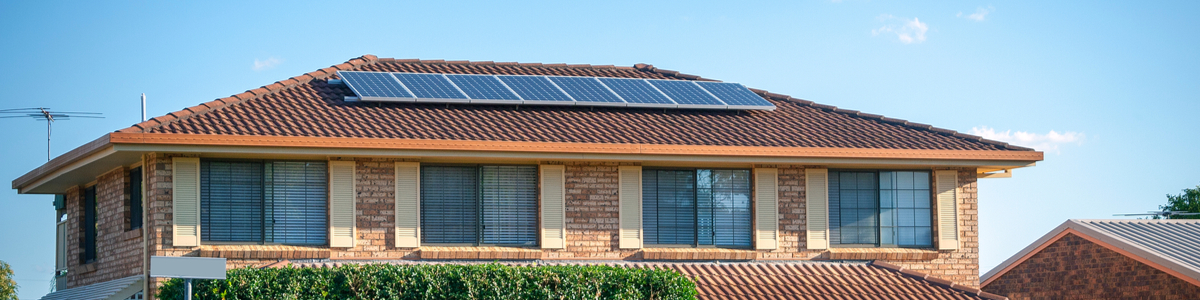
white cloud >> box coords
[957,6,995,22]
[253,57,283,71]
[969,126,1084,153]
[872,15,928,44]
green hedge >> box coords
[156,263,696,300]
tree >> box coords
[0,260,16,300]
[1159,184,1200,219]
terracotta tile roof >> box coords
[275,260,1006,299]
[117,55,1031,151]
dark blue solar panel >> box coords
[338,71,413,99]
[647,80,725,106]
[445,74,521,100]
[695,82,773,107]
[391,73,468,99]
[496,76,573,102]
[595,78,674,105]
[548,77,623,103]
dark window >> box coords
[82,186,97,263]
[830,171,933,247]
[643,169,752,248]
[420,165,538,246]
[127,167,143,230]
[200,160,327,245]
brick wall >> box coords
[130,153,984,296]
[64,167,144,288]
[983,233,1200,299]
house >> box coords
[981,219,1200,299]
[15,55,1042,299]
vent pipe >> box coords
[141,93,146,122]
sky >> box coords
[1,1,1198,298]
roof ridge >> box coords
[870,261,1008,300]
[378,57,636,70]
[117,54,382,134]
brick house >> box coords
[16,55,1040,299]
[982,219,1200,299]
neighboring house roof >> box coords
[38,275,142,300]
[276,260,1007,299]
[13,55,1043,193]
[981,219,1200,288]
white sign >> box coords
[150,256,227,280]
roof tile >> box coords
[112,56,1035,152]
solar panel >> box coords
[548,77,624,105]
[647,80,726,108]
[445,74,522,103]
[695,82,773,108]
[338,71,413,100]
[391,73,468,101]
[496,76,573,104]
[336,71,775,111]
[596,78,675,106]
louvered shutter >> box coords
[172,157,201,247]
[754,168,779,250]
[540,165,566,249]
[936,170,960,250]
[805,168,829,249]
[618,166,642,249]
[328,161,356,248]
[395,162,420,248]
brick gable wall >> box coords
[983,233,1200,299]
[64,167,144,288]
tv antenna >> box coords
[1113,210,1200,218]
[0,108,104,161]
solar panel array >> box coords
[337,71,775,110]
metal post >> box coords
[185,278,192,300]
[142,93,147,122]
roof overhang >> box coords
[981,219,1200,288]
[14,132,1042,194]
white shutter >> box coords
[55,221,66,269]
[395,162,421,248]
[936,170,960,250]
[805,168,829,250]
[329,161,357,248]
[755,168,779,250]
[618,166,642,249]
[172,157,200,247]
[540,165,566,249]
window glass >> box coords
[420,165,538,246]
[200,160,327,245]
[128,167,143,230]
[82,186,97,263]
[643,169,751,247]
[830,170,932,247]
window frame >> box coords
[199,159,329,246]
[641,167,754,249]
[419,163,541,247]
[828,169,936,249]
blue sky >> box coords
[2,1,1197,298]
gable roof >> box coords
[982,219,1200,288]
[279,260,1007,299]
[13,55,1043,193]
[115,55,1031,152]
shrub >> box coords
[157,263,696,300]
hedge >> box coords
[156,263,697,300]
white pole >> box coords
[141,93,147,122]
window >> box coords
[200,160,327,245]
[82,186,97,263]
[642,169,752,248]
[830,170,932,247]
[127,167,143,230]
[420,165,538,246]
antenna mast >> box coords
[0,108,104,161]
